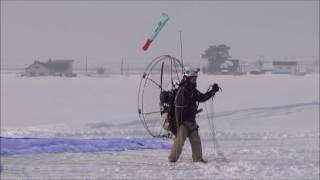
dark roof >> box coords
[26,60,73,72]
[272,61,297,66]
[25,61,48,70]
[47,60,73,72]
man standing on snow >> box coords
[168,67,220,163]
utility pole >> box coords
[121,58,124,76]
[179,31,184,68]
[85,56,88,75]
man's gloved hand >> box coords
[212,83,220,92]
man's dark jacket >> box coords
[175,84,216,125]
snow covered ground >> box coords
[1,73,319,179]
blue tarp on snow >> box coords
[0,137,171,156]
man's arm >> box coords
[194,89,215,102]
[195,83,220,102]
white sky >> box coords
[1,1,319,69]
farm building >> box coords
[204,59,243,75]
[272,61,298,74]
[25,59,75,77]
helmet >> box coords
[183,67,200,77]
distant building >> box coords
[204,59,241,74]
[272,61,298,74]
[250,62,274,74]
[25,59,75,77]
[220,59,240,73]
[261,63,273,73]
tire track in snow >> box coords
[2,102,318,138]
[199,101,319,121]
[85,101,319,129]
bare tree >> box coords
[97,67,106,75]
[201,44,231,74]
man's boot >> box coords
[200,159,208,163]
[194,159,208,164]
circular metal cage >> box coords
[138,55,184,137]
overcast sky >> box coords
[1,1,319,69]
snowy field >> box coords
[1,73,319,179]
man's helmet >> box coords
[183,67,200,77]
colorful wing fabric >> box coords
[142,13,170,51]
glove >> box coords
[211,83,220,92]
